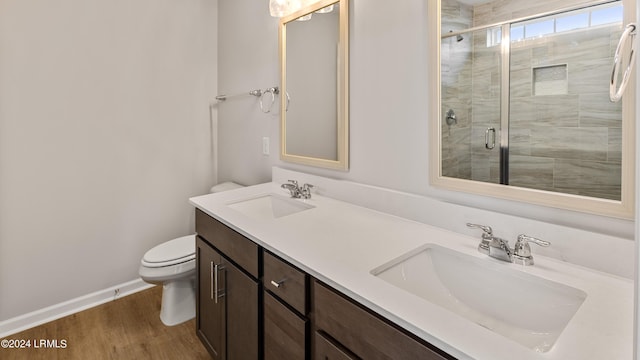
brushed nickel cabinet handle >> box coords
[214,263,221,303]
[210,261,214,300]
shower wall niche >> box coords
[441,0,623,201]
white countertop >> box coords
[189,182,633,360]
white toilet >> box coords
[139,234,197,326]
[139,182,243,326]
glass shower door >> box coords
[440,26,503,184]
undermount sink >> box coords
[371,244,587,353]
[227,194,315,220]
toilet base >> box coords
[159,277,195,326]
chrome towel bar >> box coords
[215,86,280,113]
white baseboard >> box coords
[0,279,155,338]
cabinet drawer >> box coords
[195,208,259,278]
[315,331,359,360]
[313,281,454,360]
[264,291,308,360]
[264,251,307,314]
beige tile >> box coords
[509,155,555,191]
[579,92,622,128]
[530,126,608,161]
[554,159,621,200]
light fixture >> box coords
[296,13,313,21]
[315,4,334,14]
[269,0,315,18]
[269,0,289,17]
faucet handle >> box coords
[300,183,314,199]
[516,234,550,247]
[281,180,300,198]
[467,223,493,255]
[466,223,493,235]
[513,234,550,266]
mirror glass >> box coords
[431,0,635,218]
[280,0,349,170]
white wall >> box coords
[217,0,433,193]
[216,0,635,241]
[216,0,280,186]
[0,0,217,321]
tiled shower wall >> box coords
[507,26,622,200]
[441,0,623,200]
[441,1,473,180]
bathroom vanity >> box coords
[195,209,450,359]
[190,180,633,360]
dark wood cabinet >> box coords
[264,291,308,360]
[314,331,359,360]
[313,280,455,360]
[195,209,454,360]
[196,212,259,360]
[196,237,225,360]
[264,250,309,360]
[264,251,308,315]
[223,255,259,359]
[195,209,259,277]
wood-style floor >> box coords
[0,286,211,360]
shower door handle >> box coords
[610,23,637,102]
[485,127,496,150]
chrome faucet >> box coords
[466,223,550,265]
[281,180,301,198]
[281,180,314,199]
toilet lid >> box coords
[142,234,196,266]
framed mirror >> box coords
[429,0,636,219]
[279,0,349,170]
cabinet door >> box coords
[314,281,454,360]
[315,331,359,360]
[264,291,307,360]
[196,237,225,360]
[223,255,260,360]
